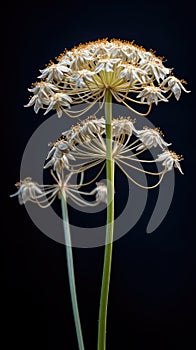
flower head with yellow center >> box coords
[25,39,190,118]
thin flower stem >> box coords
[61,190,85,350]
[98,89,114,350]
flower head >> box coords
[161,76,190,100]
[10,178,44,205]
[43,116,183,190]
[44,93,73,118]
[139,56,171,83]
[118,63,147,83]
[70,69,95,88]
[38,61,71,80]
[95,182,107,204]
[112,117,136,137]
[25,39,189,118]
[136,126,171,150]
[156,150,184,174]
[44,137,74,172]
[137,86,168,105]
[10,172,108,208]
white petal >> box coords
[172,83,181,100]
[157,152,169,161]
[175,160,184,174]
[59,65,70,73]
[18,193,26,205]
[10,189,21,198]
[105,65,113,72]
[24,95,37,107]
[46,147,55,160]
[67,153,76,160]
[21,188,30,203]
[163,158,173,170]
[44,101,55,115]
[62,94,72,103]
[44,158,54,169]
[137,90,146,98]
[28,87,37,93]
[34,100,41,114]
[38,71,48,79]
[152,66,160,83]
[30,187,43,198]
[57,108,63,118]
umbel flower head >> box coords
[10,171,108,208]
[25,39,190,118]
[44,115,183,189]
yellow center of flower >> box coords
[169,150,183,160]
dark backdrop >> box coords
[3,1,195,349]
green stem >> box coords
[61,190,85,350]
[97,89,114,350]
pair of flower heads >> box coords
[12,39,189,207]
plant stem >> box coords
[61,190,85,350]
[97,89,114,350]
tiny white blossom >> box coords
[107,44,139,62]
[95,58,121,73]
[136,127,171,150]
[57,55,72,66]
[138,50,155,62]
[112,117,137,136]
[139,57,171,83]
[38,63,71,80]
[95,182,107,204]
[156,150,184,174]
[44,93,73,118]
[93,43,111,56]
[108,46,125,59]
[161,76,190,100]
[70,69,94,88]
[62,116,105,144]
[28,81,59,99]
[137,86,168,105]
[24,94,44,114]
[44,139,75,171]
[10,178,44,204]
[119,63,147,83]
[122,46,140,64]
[70,52,95,70]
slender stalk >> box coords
[61,190,85,350]
[98,89,115,350]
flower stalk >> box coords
[98,89,115,350]
[11,37,189,350]
[61,189,85,350]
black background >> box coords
[3,1,195,349]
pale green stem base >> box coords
[61,190,85,350]
[97,90,114,350]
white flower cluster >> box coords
[10,173,107,207]
[11,115,184,205]
[44,116,183,177]
[156,150,184,174]
[44,116,105,172]
[25,39,190,117]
